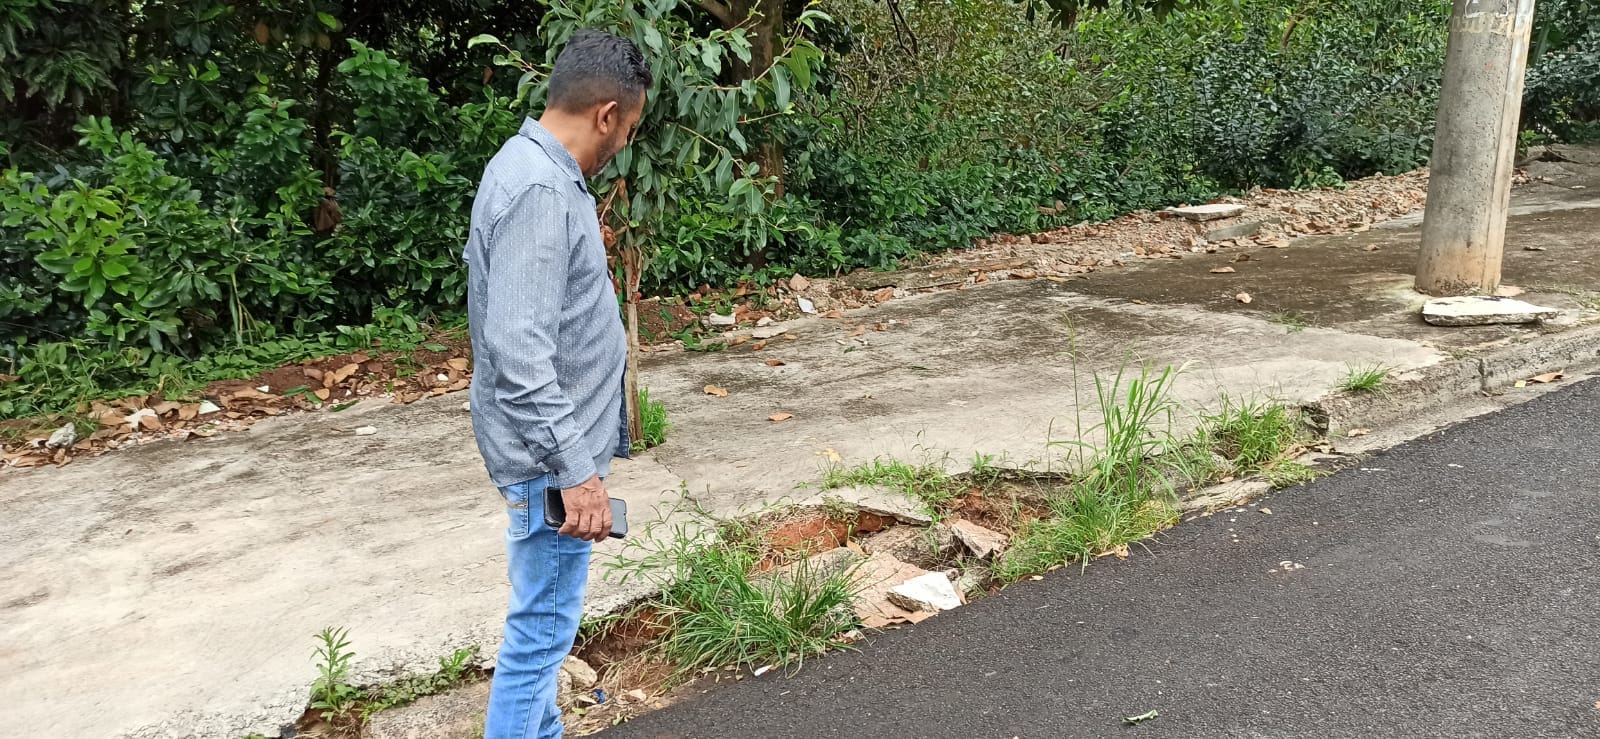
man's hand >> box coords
[559,476,612,542]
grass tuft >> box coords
[606,505,863,676]
[1267,310,1312,333]
[821,456,959,517]
[996,363,1185,581]
[1200,398,1304,475]
[634,387,669,451]
[1338,364,1389,394]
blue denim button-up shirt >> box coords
[463,118,629,490]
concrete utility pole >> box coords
[1415,0,1538,296]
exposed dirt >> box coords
[636,299,699,345]
[759,515,852,569]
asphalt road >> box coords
[604,380,1600,739]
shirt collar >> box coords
[518,118,587,191]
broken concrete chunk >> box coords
[45,424,78,450]
[1204,221,1263,242]
[124,408,157,429]
[888,572,964,612]
[706,312,736,327]
[852,551,935,624]
[1547,144,1600,166]
[819,485,933,525]
[1421,296,1559,327]
[561,655,597,690]
[751,326,789,340]
[954,568,988,598]
[864,524,957,569]
[1168,204,1246,221]
[197,400,222,415]
[1525,160,1574,180]
[354,426,378,436]
[948,519,1009,559]
[1182,479,1274,513]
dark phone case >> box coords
[543,487,628,539]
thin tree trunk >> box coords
[622,239,643,445]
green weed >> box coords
[634,388,670,451]
[1200,398,1305,475]
[310,627,361,723]
[1338,364,1390,394]
[607,512,861,675]
[361,646,482,718]
[995,363,1186,581]
[994,485,1178,582]
[1267,310,1312,332]
[821,456,959,518]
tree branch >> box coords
[694,0,739,29]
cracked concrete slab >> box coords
[3,162,1599,739]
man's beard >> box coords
[591,136,627,177]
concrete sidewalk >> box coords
[4,161,1600,738]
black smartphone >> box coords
[543,487,628,539]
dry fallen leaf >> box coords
[820,448,842,463]
[729,336,751,347]
[1530,371,1565,384]
[1260,508,1273,515]
[1210,266,1237,274]
[704,385,729,397]
[1235,292,1254,304]
[849,326,867,337]
[446,358,470,372]
[1346,428,1371,438]
[768,412,794,422]
[1363,244,1380,252]
[765,359,785,367]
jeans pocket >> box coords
[498,482,534,540]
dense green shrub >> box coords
[1525,0,1600,141]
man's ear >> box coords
[595,100,620,135]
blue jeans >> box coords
[484,476,592,739]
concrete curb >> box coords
[1306,322,1600,435]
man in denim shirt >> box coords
[462,30,649,739]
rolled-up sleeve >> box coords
[480,184,596,490]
